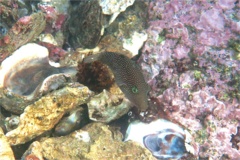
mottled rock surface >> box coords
[6,83,92,145]
[23,122,155,160]
[64,0,103,49]
[0,12,46,64]
[88,89,131,123]
[0,128,15,160]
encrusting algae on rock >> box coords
[22,123,155,160]
[1,0,239,159]
[0,12,46,64]
[87,88,132,123]
[0,128,15,160]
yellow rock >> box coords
[0,128,15,160]
[6,83,92,145]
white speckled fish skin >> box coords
[83,52,150,112]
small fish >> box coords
[83,52,150,111]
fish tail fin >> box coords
[83,54,100,63]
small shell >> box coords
[4,115,20,132]
[0,43,77,114]
[125,119,193,159]
[143,129,186,159]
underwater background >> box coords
[0,0,239,159]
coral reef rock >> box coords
[139,1,240,159]
[123,31,148,56]
[54,106,90,136]
[99,0,135,15]
[22,122,155,160]
[64,0,103,49]
[0,0,18,27]
[99,0,135,25]
[0,12,46,63]
[6,83,92,145]
[0,43,77,114]
[158,88,240,159]
[105,0,148,56]
[96,35,133,57]
[0,128,15,160]
[88,89,131,123]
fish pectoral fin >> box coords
[117,81,129,88]
[118,83,129,92]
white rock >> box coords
[75,131,91,143]
[123,31,148,57]
[99,0,135,25]
[99,0,135,15]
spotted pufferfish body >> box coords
[83,52,150,111]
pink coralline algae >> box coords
[0,12,46,64]
[216,0,237,10]
[140,0,240,159]
[38,42,67,62]
[157,89,239,158]
[38,3,67,32]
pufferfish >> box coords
[83,52,150,112]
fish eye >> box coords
[131,86,138,94]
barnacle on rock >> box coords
[0,43,77,114]
[87,89,131,123]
